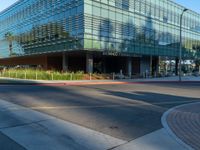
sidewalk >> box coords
[113,128,189,150]
[0,132,25,150]
[0,76,200,86]
[0,99,125,150]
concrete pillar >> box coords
[127,57,132,77]
[169,59,172,73]
[62,53,68,72]
[198,66,200,74]
[86,53,93,73]
[140,56,151,78]
[157,56,161,74]
[151,56,157,77]
[152,56,160,77]
[150,55,153,77]
[44,55,48,70]
[175,58,179,76]
[102,56,106,73]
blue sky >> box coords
[0,0,18,12]
[0,0,200,14]
[175,0,200,13]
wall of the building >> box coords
[0,0,84,58]
[1,0,199,75]
[0,0,200,61]
[84,0,200,59]
[0,51,160,78]
[0,55,48,69]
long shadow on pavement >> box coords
[0,84,199,141]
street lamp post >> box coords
[179,8,188,82]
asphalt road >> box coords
[0,82,199,141]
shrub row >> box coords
[0,69,84,80]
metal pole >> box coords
[179,8,188,82]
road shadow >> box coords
[0,83,199,141]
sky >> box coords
[0,0,18,12]
[174,0,200,14]
[0,0,200,14]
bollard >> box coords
[154,72,157,78]
[36,72,38,80]
[120,69,123,79]
[89,73,92,80]
[112,72,115,80]
[70,73,73,80]
[51,73,54,80]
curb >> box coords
[161,102,200,150]
[1,78,200,86]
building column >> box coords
[62,53,68,72]
[157,56,161,75]
[150,55,153,77]
[169,58,172,73]
[199,66,200,74]
[152,56,160,77]
[175,58,179,76]
[140,56,151,78]
[127,57,132,77]
[86,53,93,73]
[44,55,48,70]
[102,56,106,73]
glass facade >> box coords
[84,0,200,58]
[0,0,200,59]
[0,0,84,58]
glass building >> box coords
[0,0,200,75]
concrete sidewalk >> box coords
[0,99,192,150]
[113,128,189,150]
[0,132,25,150]
[0,76,200,86]
[0,99,125,150]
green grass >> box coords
[0,69,84,80]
